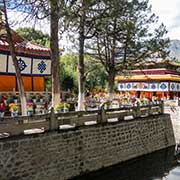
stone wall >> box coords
[0,114,175,180]
[164,106,180,144]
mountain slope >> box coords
[169,40,180,60]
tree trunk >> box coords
[108,21,116,101]
[107,70,115,100]
[50,0,61,108]
[77,11,86,111]
[3,1,27,116]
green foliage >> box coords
[89,0,169,71]
[16,0,170,97]
[85,0,169,95]
[60,53,107,93]
[176,59,180,64]
[60,53,78,92]
[44,77,52,91]
[16,27,50,47]
[84,55,107,90]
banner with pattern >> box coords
[125,83,133,90]
[148,83,159,91]
[0,54,51,76]
[118,82,149,91]
[118,83,126,91]
[159,82,169,92]
[177,83,180,92]
[8,56,32,74]
[118,82,171,92]
[32,59,51,75]
[170,82,180,92]
[170,82,175,91]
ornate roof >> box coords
[116,59,180,82]
[115,74,180,82]
[135,59,180,68]
[0,23,51,58]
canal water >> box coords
[73,146,180,180]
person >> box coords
[44,101,49,114]
[0,99,6,118]
[33,102,36,115]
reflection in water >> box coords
[73,146,179,180]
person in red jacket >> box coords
[0,99,6,118]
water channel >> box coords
[72,146,180,180]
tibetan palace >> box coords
[0,24,51,92]
[116,60,180,100]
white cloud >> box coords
[149,0,180,40]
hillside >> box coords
[169,40,180,60]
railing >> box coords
[0,102,164,138]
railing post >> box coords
[99,102,107,123]
[160,100,164,114]
[136,103,141,118]
[18,118,24,125]
[49,107,58,130]
[97,110,102,123]
[101,107,107,123]
[148,103,151,116]
[76,112,84,126]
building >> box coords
[0,24,51,92]
[115,60,180,99]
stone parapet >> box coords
[164,106,180,144]
[0,114,175,180]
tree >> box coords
[16,27,50,47]
[19,0,62,108]
[49,0,61,108]
[68,0,106,110]
[84,56,107,90]
[16,0,107,110]
[87,0,169,99]
[60,53,78,92]
[60,53,107,93]
[2,0,27,116]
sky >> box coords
[8,0,180,42]
[149,0,180,40]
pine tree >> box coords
[68,0,106,110]
[87,0,169,99]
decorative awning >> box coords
[0,54,51,75]
[115,75,180,82]
[118,82,180,92]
